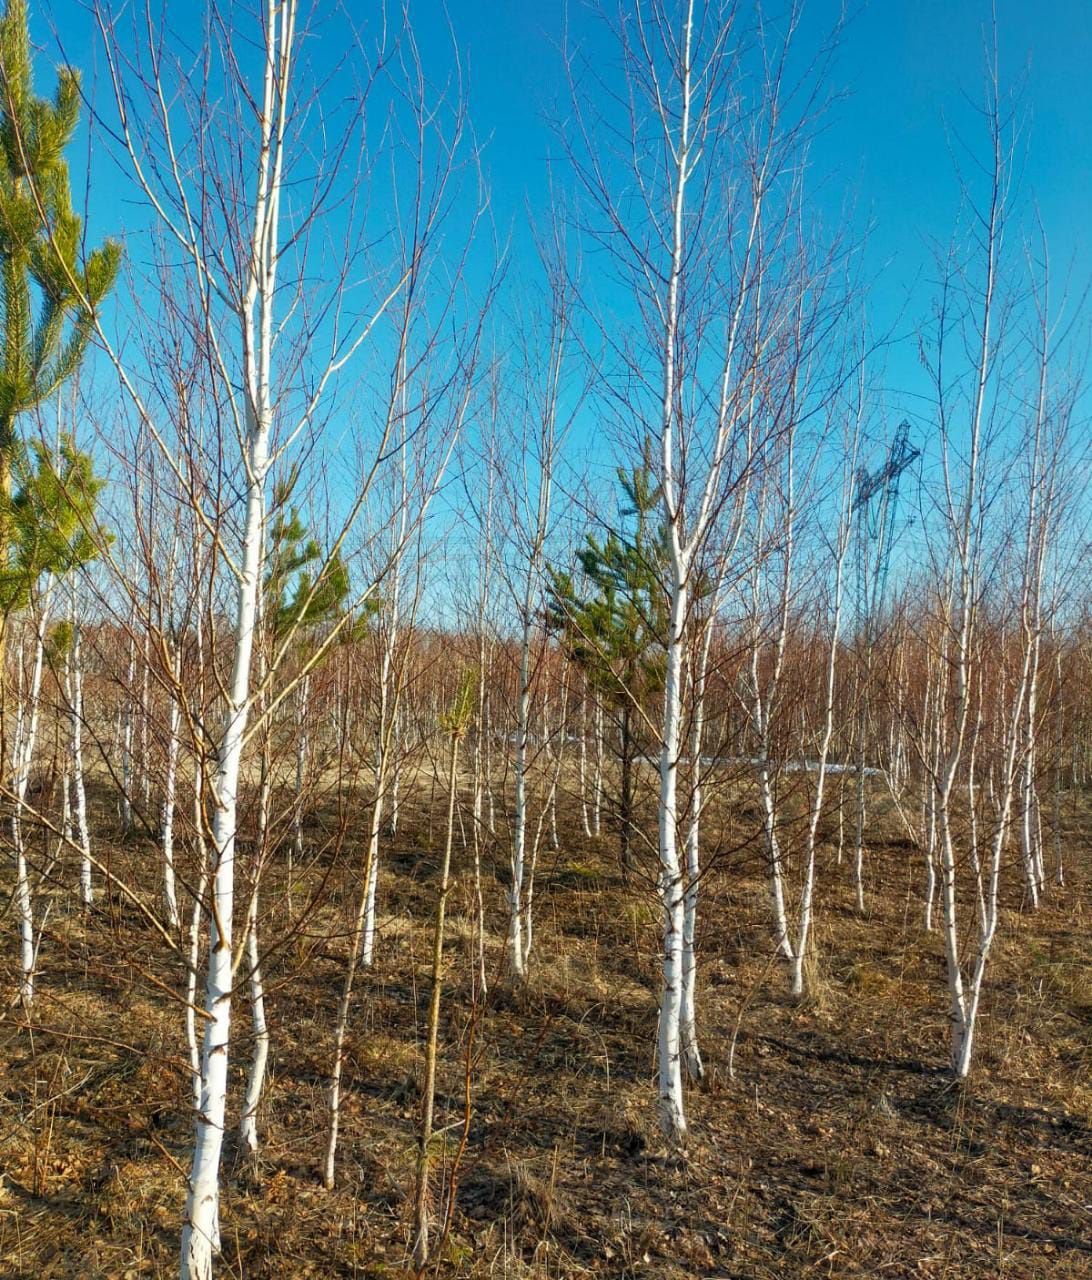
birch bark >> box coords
[181,6,295,1272]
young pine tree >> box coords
[547,454,668,878]
[0,0,119,623]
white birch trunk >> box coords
[182,453,270,1275]
[238,882,269,1155]
[326,509,406,1184]
[324,748,391,1187]
[61,765,72,851]
[121,630,135,833]
[852,737,867,913]
[789,480,851,998]
[361,615,398,970]
[180,5,294,1271]
[508,595,533,981]
[680,645,707,1081]
[745,470,794,964]
[162,637,182,930]
[66,590,93,910]
[291,673,309,881]
[544,675,566,853]
[387,703,402,840]
[12,583,56,1004]
[591,695,603,837]
[578,676,592,838]
[186,869,207,1117]
[140,626,151,810]
[1053,646,1064,886]
[186,608,210,1118]
[653,5,695,1137]
[759,761,792,959]
[362,417,409,969]
[656,573,689,1142]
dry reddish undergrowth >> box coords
[0,775,1089,1278]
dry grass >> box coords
[0,770,1089,1278]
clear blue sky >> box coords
[433,0,1092,410]
[44,2,1092,301]
[35,0,1092,502]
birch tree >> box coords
[237,498,349,1157]
[173,6,291,1260]
[783,415,858,999]
[499,250,574,981]
[320,18,493,1186]
[911,55,1072,1076]
[567,0,842,1141]
[91,1,431,1270]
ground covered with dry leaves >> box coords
[1,774,1089,1278]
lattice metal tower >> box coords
[854,418,920,629]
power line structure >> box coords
[853,418,921,630]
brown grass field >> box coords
[1,769,1089,1278]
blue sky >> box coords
[31,0,1092,585]
[483,0,1089,406]
[44,0,1092,331]
[437,0,1092,400]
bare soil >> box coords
[1,773,1089,1278]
